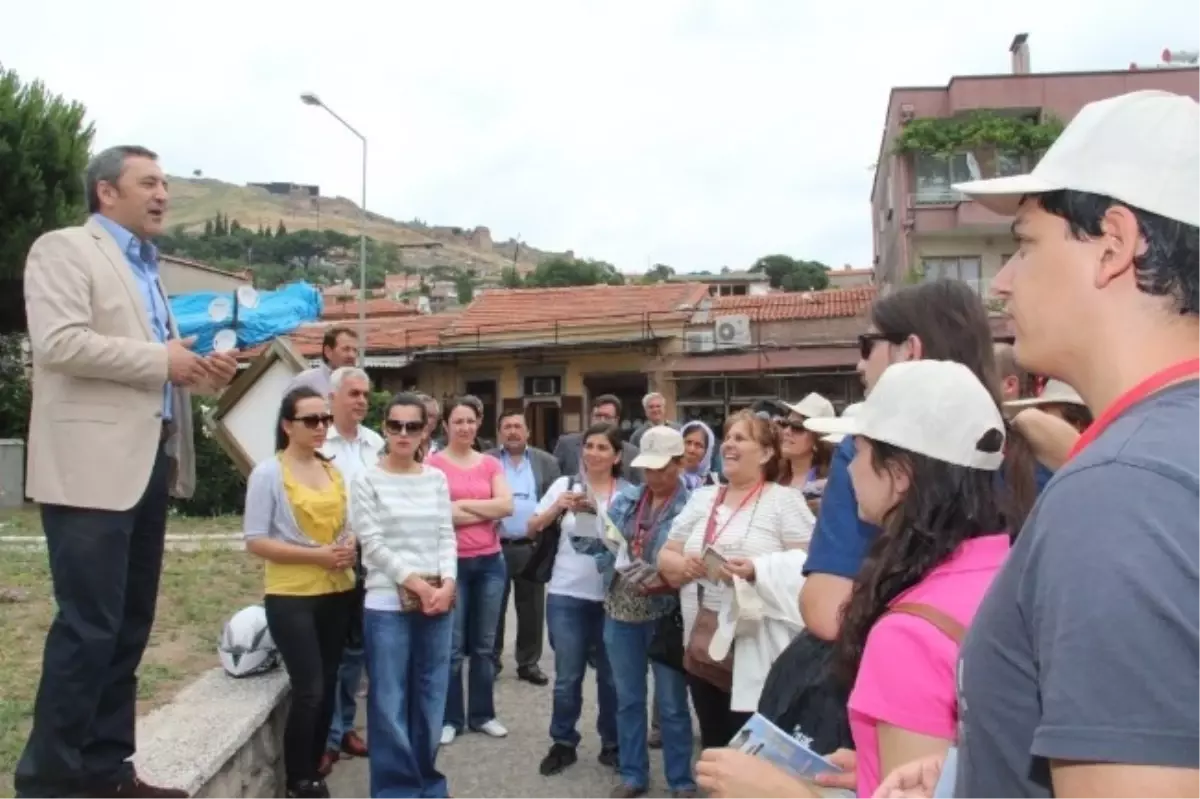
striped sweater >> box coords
[351,464,457,610]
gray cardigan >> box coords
[243,456,347,547]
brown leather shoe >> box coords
[102,774,188,798]
[318,749,339,776]
[341,730,369,757]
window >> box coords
[922,256,983,295]
[912,153,976,204]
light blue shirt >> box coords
[499,449,538,540]
[93,214,173,421]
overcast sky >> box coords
[3,1,1196,273]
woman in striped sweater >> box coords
[352,393,458,798]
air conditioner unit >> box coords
[714,315,751,349]
[684,330,716,353]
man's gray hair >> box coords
[85,145,158,214]
[642,392,665,409]
[329,366,371,394]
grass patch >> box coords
[0,506,242,537]
[0,545,262,798]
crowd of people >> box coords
[12,89,1197,799]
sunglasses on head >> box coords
[295,414,334,430]
[385,420,425,435]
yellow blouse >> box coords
[265,459,355,596]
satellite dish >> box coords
[237,285,260,309]
[207,296,233,323]
[213,329,238,353]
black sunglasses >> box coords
[295,413,334,430]
[776,418,808,433]
[385,420,425,435]
[858,332,899,360]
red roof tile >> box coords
[321,296,420,320]
[446,283,710,337]
[239,312,460,360]
[710,286,876,322]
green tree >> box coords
[0,64,93,331]
[230,218,242,234]
[749,254,830,291]
[641,263,675,283]
[524,256,624,288]
[455,271,476,305]
[499,265,523,288]
[276,219,288,237]
[0,333,31,439]
[203,218,214,236]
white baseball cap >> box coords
[821,401,864,444]
[953,90,1200,226]
[784,392,836,420]
[805,360,1006,471]
[1004,379,1086,410]
[630,425,685,470]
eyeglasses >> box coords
[385,420,425,435]
[858,332,896,360]
[776,418,808,433]
[295,414,334,430]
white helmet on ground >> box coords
[219,605,279,678]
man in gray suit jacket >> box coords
[488,412,561,685]
[553,393,642,484]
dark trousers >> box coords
[686,674,752,749]
[265,591,355,787]
[494,539,545,670]
[15,444,171,798]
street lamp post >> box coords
[300,92,368,367]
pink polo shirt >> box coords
[426,452,503,559]
[847,533,1010,797]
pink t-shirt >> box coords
[847,533,1010,797]
[427,452,503,559]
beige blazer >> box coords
[24,217,197,511]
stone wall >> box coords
[134,668,289,798]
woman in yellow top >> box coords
[244,385,358,799]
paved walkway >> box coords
[327,604,682,798]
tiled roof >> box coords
[321,296,420,320]
[445,282,710,337]
[240,312,460,360]
[160,253,248,279]
[710,286,876,322]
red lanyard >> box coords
[703,482,763,549]
[1067,358,1200,460]
[631,487,677,559]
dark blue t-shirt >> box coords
[804,437,1055,579]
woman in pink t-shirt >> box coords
[426,397,513,745]
[696,360,1012,799]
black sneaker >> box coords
[539,743,578,776]
[598,744,619,768]
[286,779,330,798]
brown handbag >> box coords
[886,602,966,643]
[684,584,734,692]
[398,575,449,613]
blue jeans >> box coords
[364,609,453,799]
[604,616,696,792]
[444,552,507,732]
[327,646,365,750]
[546,593,617,749]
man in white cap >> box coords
[879,90,1199,798]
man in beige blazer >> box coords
[16,145,238,799]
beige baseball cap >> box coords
[784,392,836,420]
[1004,379,1086,410]
[630,425,685,470]
[953,90,1199,226]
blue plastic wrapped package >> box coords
[170,281,324,354]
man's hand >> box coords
[873,752,945,798]
[200,350,239,389]
[696,748,816,798]
[167,337,207,387]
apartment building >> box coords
[871,35,1199,292]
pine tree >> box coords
[276,219,288,237]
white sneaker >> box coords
[440,725,457,745]
[476,719,508,738]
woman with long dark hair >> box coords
[426,397,513,745]
[776,392,836,498]
[526,423,627,779]
[244,386,358,798]
[353,393,457,798]
[696,359,1011,798]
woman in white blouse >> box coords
[352,393,457,799]
[657,409,814,749]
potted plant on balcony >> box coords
[894,110,1064,179]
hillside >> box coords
[165,177,565,275]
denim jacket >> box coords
[572,478,692,617]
